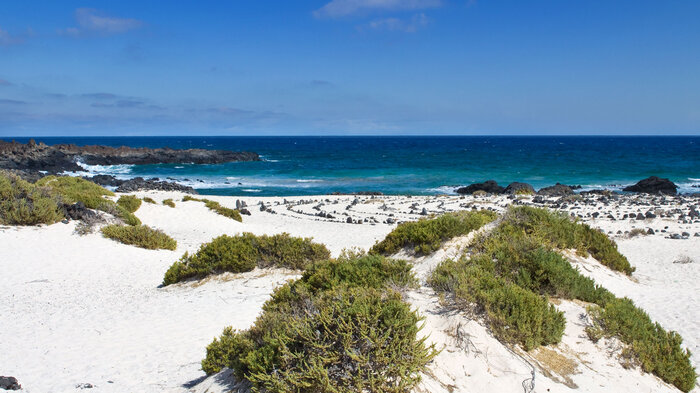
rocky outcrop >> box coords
[0,139,260,173]
[455,180,504,195]
[537,183,574,196]
[623,176,677,195]
[504,182,535,195]
[84,175,196,194]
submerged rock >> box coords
[623,176,677,195]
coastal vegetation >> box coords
[430,206,694,391]
[101,224,177,250]
[201,251,435,393]
[162,198,176,208]
[163,233,330,285]
[370,210,497,255]
[142,197,156,204]
[0,172,64,225]
[36,176,141,226]
[117,195,142,213]
[182,195,242,222]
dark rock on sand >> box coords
[63,202,102,223]
[537,183,574,196]
[0,376,21,391]
[0,139,259,173]
[455,180,504,195]
[503,182,535,195]
[623,176,677,195]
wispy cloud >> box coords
[0,27,29,46]
[363,13,430,32]
[0,98,28,105]
[0,79,12,86]
[60,8,143,36]
[314,0,441,18]
[81,92,119,100]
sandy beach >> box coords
[1,191,699,392]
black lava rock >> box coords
[623,176,677,195]
[503,182,535,195]
[455,180,505,195]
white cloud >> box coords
[0,27,25,46]
[365,13,430,32]
[60,8,142,36]
[314,0,441,18]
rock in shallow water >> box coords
[623,176,677,195]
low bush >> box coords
[117,195,142,213]
[163,233,330,285]
[0,172,64,225]
[101,224,177,250]
[430,258,565,350]
[36,176,140,225]
[163,198,175,208]
[36,175,113,209]
[490,206,634,274]
[142,197,156,204]
[587,298,696,392]
[371,210,497,255]
[202,253,434,393]
[182,196,242,222]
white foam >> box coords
[75,160,134,175]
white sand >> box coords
[1,192,698,392]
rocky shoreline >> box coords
[0,139,260,173]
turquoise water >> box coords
[7,136,700,196]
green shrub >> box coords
[35,176,141,225]
[430,258,565,350]
[587,298,696,392]
[117,195,142,213]
[101,224,177,250]
[0,172,64,225]
[36,175,113,209]
[163,198,175,208]
[496,206,634,274]
[202,252,434,393]
[163,233,330,285]
[142,197,156,204]
[182,196,242,221]
[371,210,497,255]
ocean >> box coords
[6,136,700,196]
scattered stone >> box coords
[239,208,251,216]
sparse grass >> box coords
[162,198,175,208]
[371,210,497,255]
[201,253,434,393]
[587,298,696,392]
[163,233,330,285]
[117,195,142,213]
[628,228,647,238]
[101,224,177,250]
[182,196,242,221]
[142,197,156,204]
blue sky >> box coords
[0,0,699,136]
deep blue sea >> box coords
[5,136,700,196]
